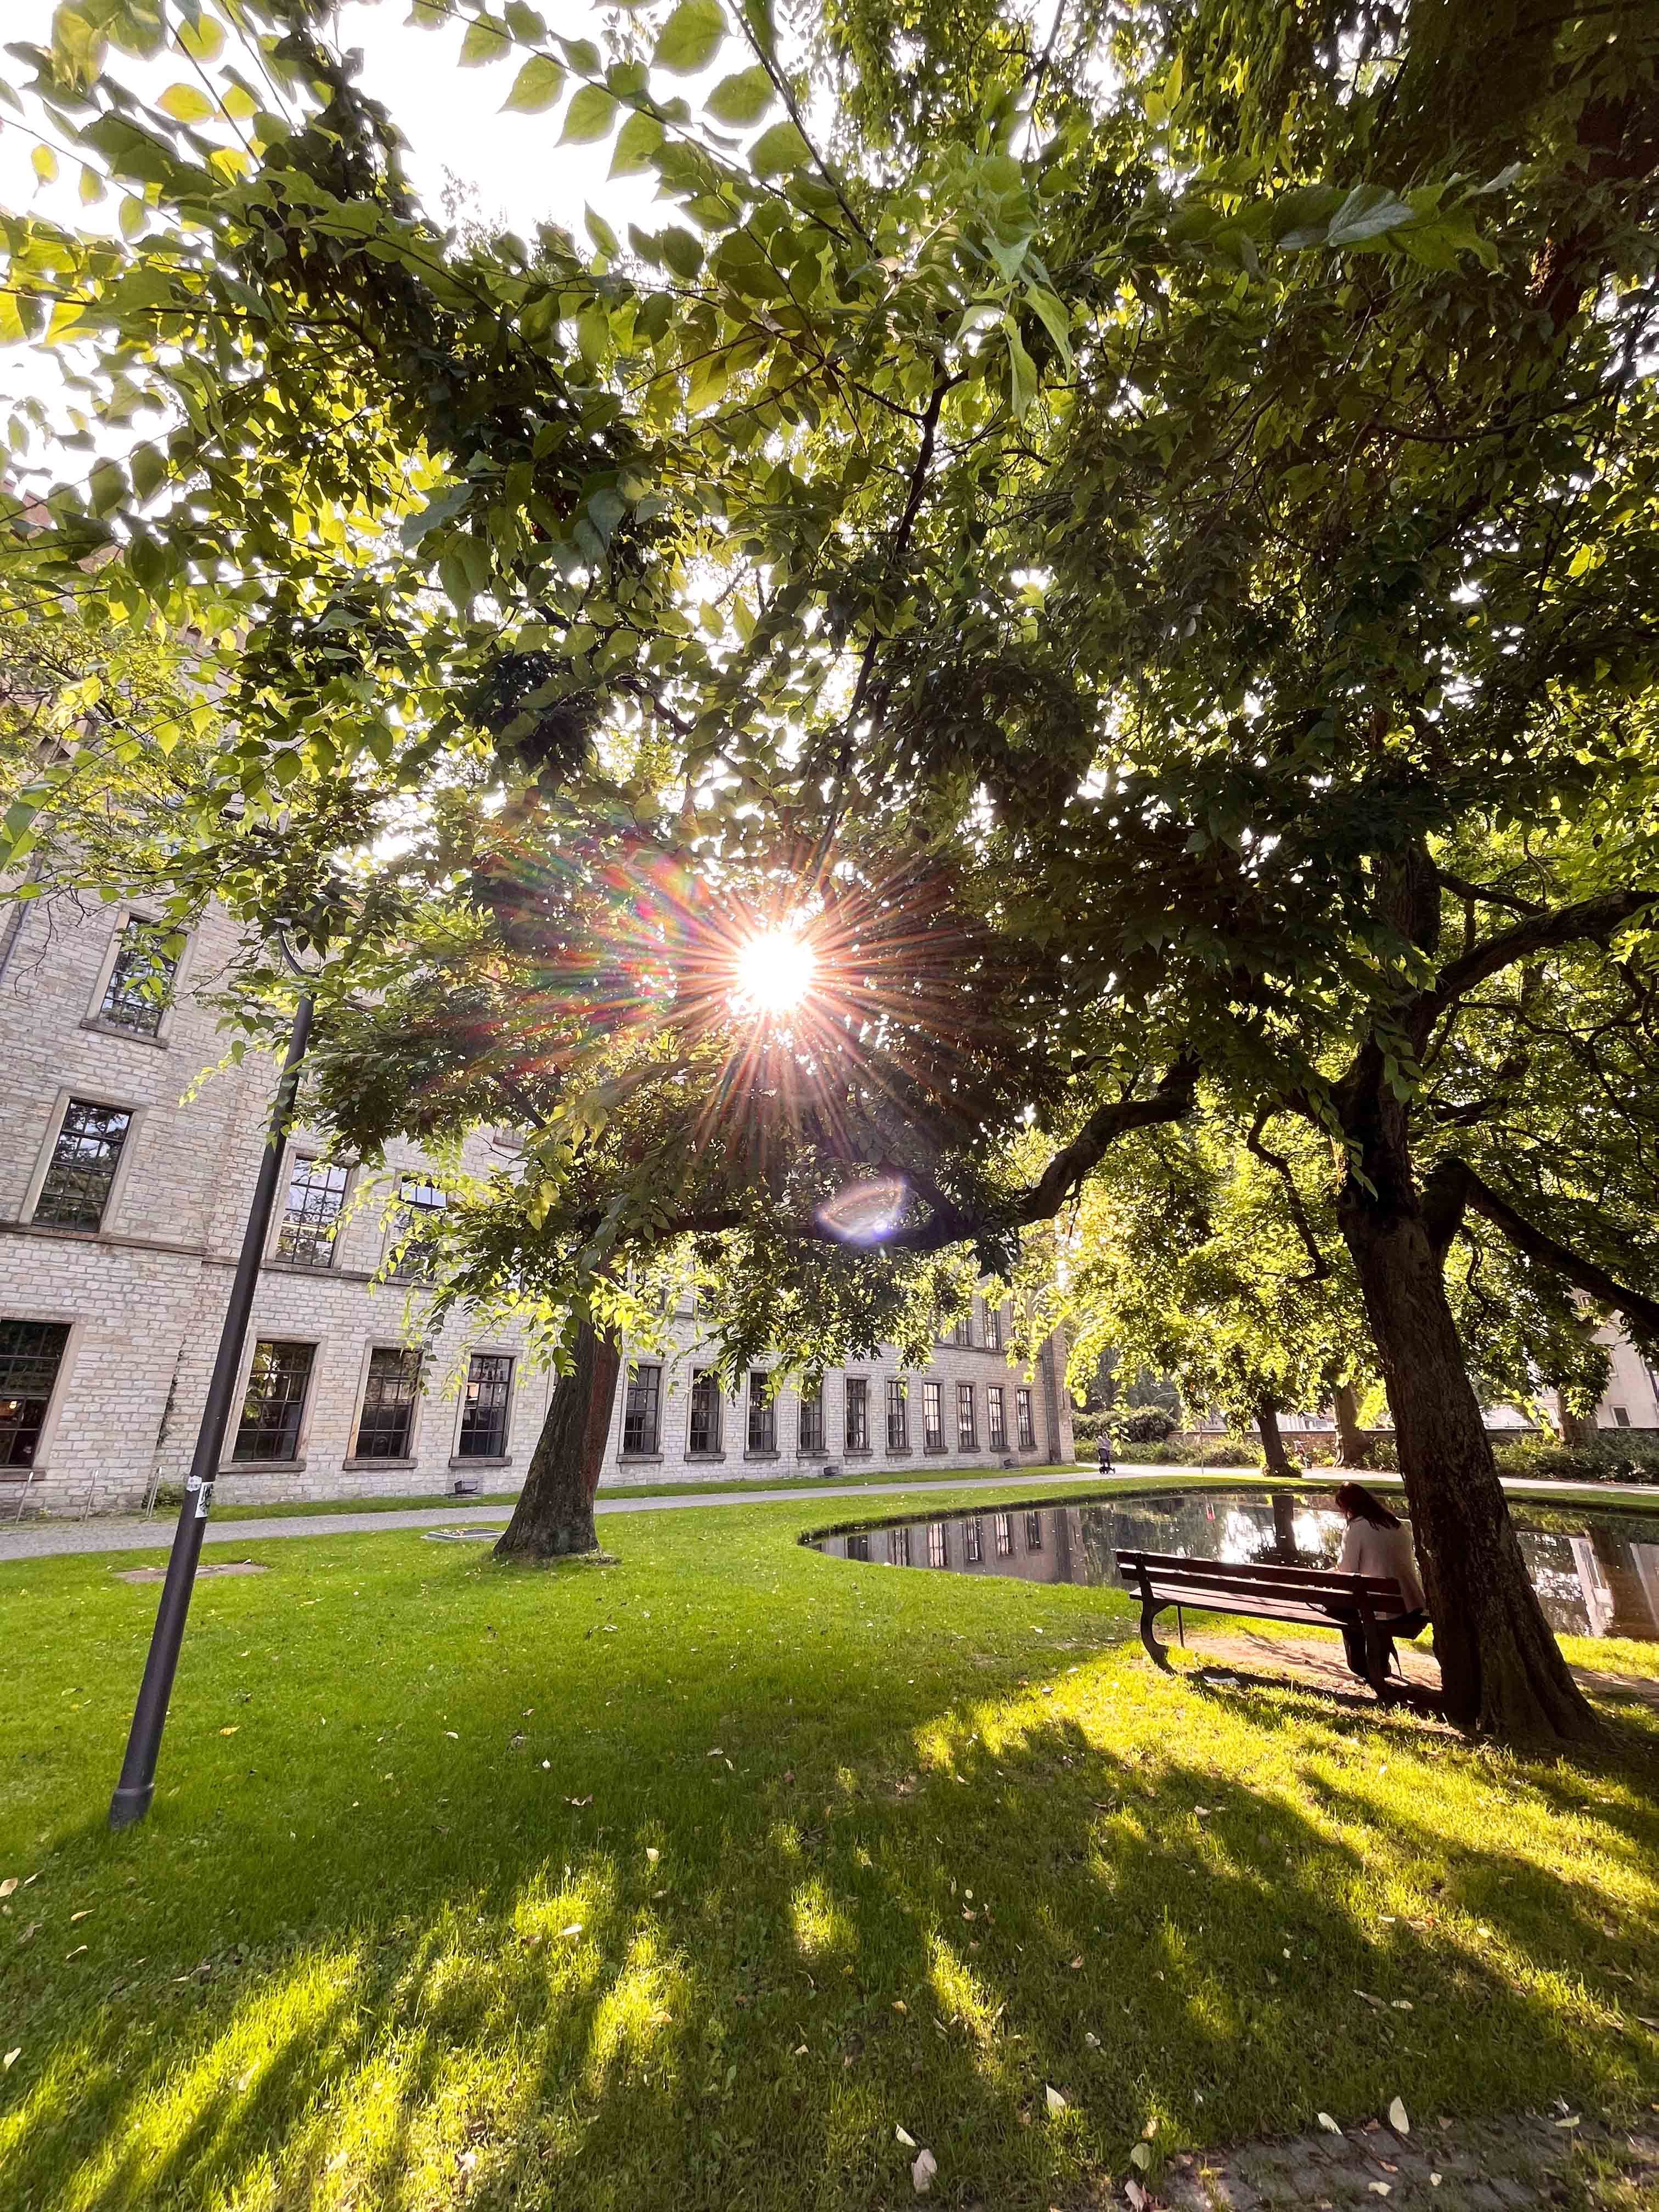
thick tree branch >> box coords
[1415,887,1659,1035]
[1421,1156,1659,1342]
[1245,1110,1331,1282]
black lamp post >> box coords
[108,967,315,1831]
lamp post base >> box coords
[108,1782,155,1831]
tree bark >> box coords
[493,1321,620,1560]
[1338,1188,1598,1742]
[1256,1399,1294,1478]
[1333,1383,1371,1468]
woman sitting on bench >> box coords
[1334,1482,1430,1681]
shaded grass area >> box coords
[1,1490,1655,2212]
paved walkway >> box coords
[0,1468,1114,1562]
[1155,2107,1657,2209]
[1,1469,1650,1565]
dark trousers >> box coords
[1339,1611,1430,1682]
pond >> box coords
[808,1487,1659,1643]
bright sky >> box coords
[0,0,689,467]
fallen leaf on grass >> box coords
[1389,2097,1410,2136]
[911,2148,936,2195]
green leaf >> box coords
[459,14,510,67]
[611,108,664,176]
[585,205,620,258]
[653,0,727,75]
[502,54,565,112]
[157,81,213,123]
[659,225,704,279]
[1324,183,1420,249]
[706,66,774,125]
[177,15,224,63]
[561,84,618,142]
[751,119,810,176]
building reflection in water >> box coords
[810,1489,1659,1643]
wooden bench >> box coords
[1115,1549,1430,1701]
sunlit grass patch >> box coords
[0,1489,1654,2211]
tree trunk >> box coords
[1256,1399,1294,1478]
[494,1321,621,1560]
[1333,1382,1371,1467]
[1339,1200,1598,1741]
[1269,1489,1300,1563]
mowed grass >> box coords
[1,1490,1656,2212]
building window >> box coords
[983,1300,1002,1351]
[233,1340,314,1462]
[458,1353,512,1458]
[689,1369,722,1454]
[887,1376,909,1451]
[277,1156,349,1267]
[0,1320,70,1469]
[623,1363,661,1454]
[1016,1387,1035,1448]
[957,1381,977,1450]
[34,1099,132,1231]
[922,1379,943,1451]
[888,1523,911,1567]
[98,916,179,1036]
[388,1175,445,1278]
[354,1347,421,1461]
[799,1384,824,1453]
[964,1516,983,1564]
[747,1370,776,1452]
[845,1376,870,1451]
[927,1521,947,1569]
[995,1512,1013,1558]
[953,1312,974,1349]
[987,1384,1007,1450]
[1026,1510,1044,1551]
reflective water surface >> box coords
[808,1488,1659,1642]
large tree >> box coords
[4,0,1658,1734]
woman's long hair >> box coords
[1334,1481,1401,1530]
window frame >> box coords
[986,1383,1007,1451]
[687,1368,723,1456]
[453,1349,515,1463]
[956,1380,977,1451]
[349,1342,425,1465]
[270,1148,354,1269]
[382,1172,447,1280]
[0,1315,76,1474]
[230,1337,318,1466]
[885,1375,909,1452]
[798,1384,825,1454]
[746,1369,777,1454]
[622,1361,662,1456]
[83,907,190,1046]
[25,1091,142,1235]
[844,1375,870,1452]
[922,1379,944,1452]
[1015,1386,1036,1449]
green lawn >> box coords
[2,1489,1655,2212]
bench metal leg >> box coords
[1139,1600,1174,1672]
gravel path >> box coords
[0,1470,1649,1565]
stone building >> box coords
[0,892,1072,1513]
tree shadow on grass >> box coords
[3,1547,1656,2212]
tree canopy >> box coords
[4,0,1659,1736]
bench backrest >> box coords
[1115,1548,1402,1603]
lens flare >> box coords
[733,928,816,1014]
